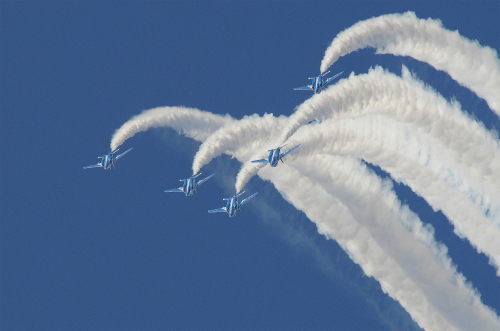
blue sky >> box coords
[1,1,499,330]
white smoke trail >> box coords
[108,60,500,330]
[110,106,500,330]
[216,112,500,328]
[110,106,234,151]
[286,115,500,273]
[256,157,500,331]
[320,12,500,115]
[191,113,290,191]
[280,67,500,193]
[235,161,267,193]
[220,117,500,329]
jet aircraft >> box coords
[165,173,215,197]
[83,148,132,170]
[251,144,300,167]
[294,70,343,94]
[307,118,321,125]
[208,191,258,217]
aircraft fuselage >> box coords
[312,75,325,94]
[227,197,239,217]
[268,148,282,167]
[102,154,113,170]
[183,177,197,196]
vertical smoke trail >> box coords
[217,115,500,328]
[235,161,267,193]
[320,12,500,115]
[256,157,500,331]
[286,115,500,273]
[110,106,234,151]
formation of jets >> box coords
[294,70,343,94]
[84,68,341,217]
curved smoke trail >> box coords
[189,108,500,328]
[320,12,500,115]
[192,113,289,176]
[108,12,500,331]
[110,106,234,151]
[280,67,500,192]
[111,108,500,330]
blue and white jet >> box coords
[251,144,300,167]
[294,70,343,94]
[208,191,258,217]
[165,173,215,197]
[83,148,132,170]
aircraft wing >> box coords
[281,144,300,157]
[251,159,268,163]
[208,207,227,213]
[83,163,103,169]
[114,148,133,161]
[164,188,184,193]
[197,173,215,186]
[240,192,258,206]
[293,86,313,91]
[325,71,343,85]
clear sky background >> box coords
[1,1,499,330]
